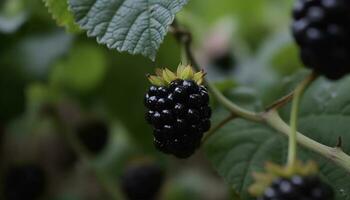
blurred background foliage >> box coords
[0,0,305,199]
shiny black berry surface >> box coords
[292,0,350,79]
[259,175,334,200]
[3,165,46,200]
[121,163,164,200]
[76,119,109,154]
[145,79,211,158]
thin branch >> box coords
[170,21,263,122]
[202,114,237,143]
[266,91,294,111]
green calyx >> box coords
[147,64,205,86]
[249,160,318,197]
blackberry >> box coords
[292,0,350,79]
[76,119,109,154]
[259,175,334,200]
[250,161,334,200]
[145,66,211,158]
[3,164,46,200]
[121,163,164,200]
[210,51,236,72]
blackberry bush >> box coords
[121,162,164,200]
[3,164,46,200]
[292,0,350,79]
[76,119,109,154]
[144,65,211,158]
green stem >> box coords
[202,114,237,143]
[207,82,263,122]
[287,73,317,166]
[265,110,350,173]
[174,24,263,122]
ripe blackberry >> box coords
[76,119,109,154]
[3,164,46,200]
[292,0,350,79]
[121,163,164,200]
[259,175,334,200]
[145,66,211,158]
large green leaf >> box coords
[68,0,188,60]
[205,76,350,200]
[43,0,80,32]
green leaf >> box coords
[43,0,80,33]
[68,0,188,60]
[205,76,350,200]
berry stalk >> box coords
[265,110,350,173]
[170,20,264,123]
[287,72,317,167]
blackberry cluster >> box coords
[259,175,334,200]
[145,79,211,158]
[76,119,109,154]
[121,163,164,200]
[292,0,350,79]
[3,165,46,200]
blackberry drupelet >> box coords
[145,66,211,158]
[76,119,109,154]
[259,175,334,200]
[121,163,164,200]
[292,0,350,79]
[3,164,46,200]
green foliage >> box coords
[14,30,73,77]
[0,65,27,122]
[271,44,302,76]
[42,0,80,33]
[68,0,188,60]
[205,76,350,200]
[50,42,107,93]
[2,0,350,199]
[0,0,27,33]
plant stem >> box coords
[264,110,350,173]
[170,22,263,122]
[207,81,263,122]
[287,73,317,167]
[202,114,237,143]
[266,91,294,111]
